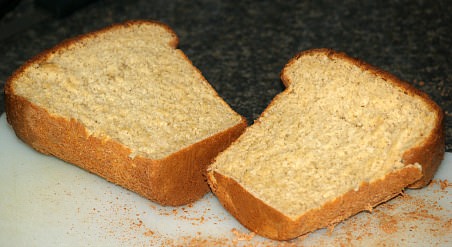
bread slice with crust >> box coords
[4,20,247,206]
[207,49,444,240]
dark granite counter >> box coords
[0,0,450,151]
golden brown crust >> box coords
[4,20,247,206]
[209,166,422,240]
[281,48,445,188]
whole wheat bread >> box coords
[207,49,444,240]
[4,20,246,206]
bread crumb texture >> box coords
[12,22,242,159]
[212,52,436,219]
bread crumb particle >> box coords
[439,179,449,190]
[231,228,256,241]
[143,229,154,236]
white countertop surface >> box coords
[0,113,451,246]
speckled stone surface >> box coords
[0,0,450,151]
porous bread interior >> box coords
[12,23,243,159]
[211,53,435,219]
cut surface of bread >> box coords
[5,20,246,206]
[208,49,444,240]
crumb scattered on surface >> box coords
[231,228,256,241]
[143,229,154,236]
[439,179,450,190]
[71,179,451,246]
[379,217,398,234]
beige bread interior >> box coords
[208,49,444,238]
[10,22,243,160]
[5,21,246,206]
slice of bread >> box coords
[4,20,246,206]
[207,49,444,240]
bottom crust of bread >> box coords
[208,165,423,240]
[6,93,247,206]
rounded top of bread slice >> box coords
[6,20,244,160]
[209,49,444,220]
